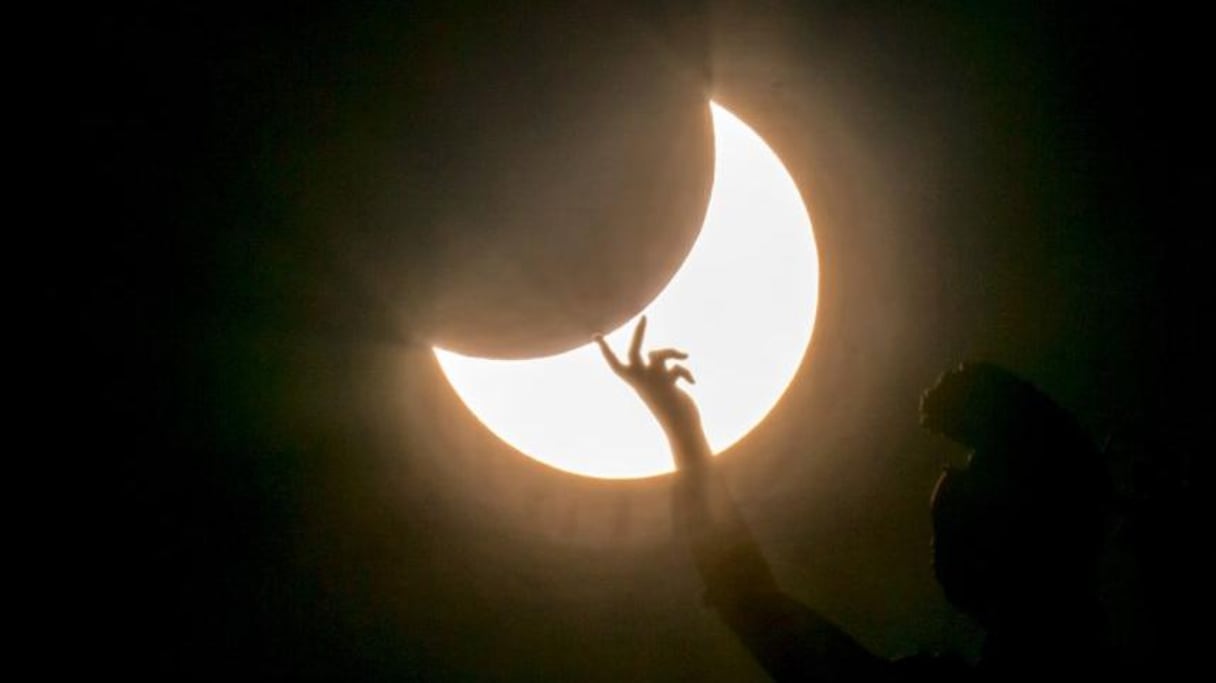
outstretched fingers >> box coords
[598,317,695,389]
[668,364,696,385]
[594,334,624,375]
[648,348,688,371]
[628,316,647,368]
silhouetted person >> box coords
[920,361,1112,678]
[597,318,1110,681]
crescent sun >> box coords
[434,102,819,479]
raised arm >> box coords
[596,318,885,681]
[596,317,775,597]
[594,316,709,471]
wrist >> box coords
[661,418,711,470]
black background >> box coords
[64,1,1205,679]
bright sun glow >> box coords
[434,102,819,479]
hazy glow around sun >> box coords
[434,102,819,479]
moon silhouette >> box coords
[434,102,819,479]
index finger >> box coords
[628,316,647,367]
[594,334,624,375]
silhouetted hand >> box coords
[595,316,701,436]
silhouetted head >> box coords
[919,363,1109,628]
[918,362,1049,453]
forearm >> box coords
[659,410,712,472]
[663,418,884,681]
[660,414,780,601]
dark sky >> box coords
[65,1,1205,679]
